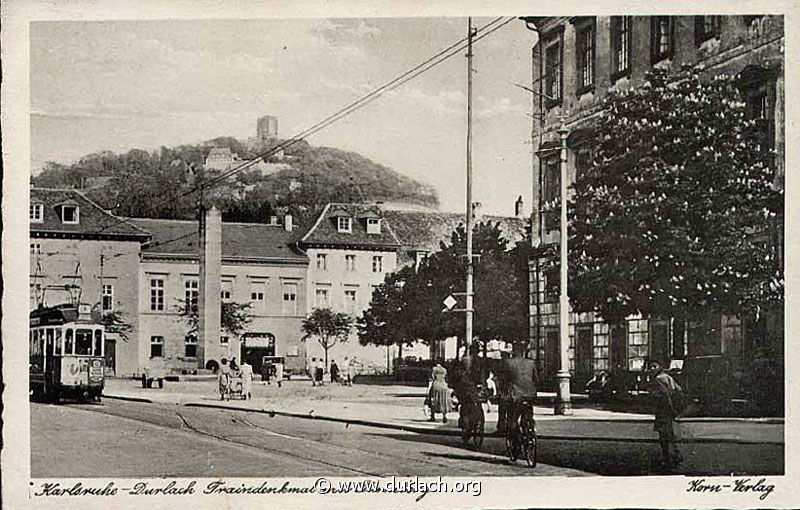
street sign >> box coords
[443,295,457,310]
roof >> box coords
[130,218,307,263]
[299,203,402,248]
[30,188,150,239]
[382,210,528,253]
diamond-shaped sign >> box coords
[443,295,457,310]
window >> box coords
[337,217,352,233]
[576,21,595,93]
[344,289,357,314]
[185,279,199,311]
[315,287,330,308]
[61,205,79,224]
[544,36,562,106]
[366,218,381,234]
[316,253,328,270]
[574,149,592,218]
[94,329,103,357]
[221,279,233,302]
[372,255,383,273]
[220,335,229,345]
[102,284,114,312]
[611,16,632,80]
[64,328,74,355]
[250,282,266,307]
[150,278,165,311]
[738,66,778,164]
[30,243,42,255]
[75,328,93,355]
[282,282,298,315]
[345,254,356,271]
[695,16,720,45]
[651,16,674,63]
[544,265,559,302]
[30,203,44,223]
[542,156,560,231]
[185,334,198,358]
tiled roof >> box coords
[299,203,402,248]
[30,188,150,239]
[130,218,307,262]
[383,210,528,253]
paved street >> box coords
[31,400,590,478]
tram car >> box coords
[29,303,105,402]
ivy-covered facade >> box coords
[524,15,784,407]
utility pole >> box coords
[555,123,572,415]
[465,17,476,353]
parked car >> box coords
[681,355,744,416]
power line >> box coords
[188,16,516,195]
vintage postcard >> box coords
[2,0,798,508]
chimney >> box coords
[284,214,293,232]
[515,196,525,218]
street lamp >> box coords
[555,123,572,415]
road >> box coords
[31,400,590,478]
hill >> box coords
[31,139,439,225]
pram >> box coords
[221,372,247,401]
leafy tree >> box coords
[178,300,253,338]
[91,305,133,342]
[356,266,419,359]
[567,68,783,325]
[302,308,353,368]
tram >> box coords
[29,303,105,402]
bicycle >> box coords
[505,398,537,467]
[458,393,485,449]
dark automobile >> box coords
[681,355,745,416]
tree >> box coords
[358,222,530,356]
[302,308,353,368]
[179,300,253,338]
[567,68,783,325]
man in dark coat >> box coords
[495,355,537,434]
[647,359,683,469]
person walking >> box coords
[348,357,358,386]
[309,357,317,386]
[427,362,452,423]
[239,359,254,400]
[485,371,497,414]
[330,359,340,384]
[315,358,325,386]
[647,359,684,469]
[342,357,351,385]
[218,357,232,401]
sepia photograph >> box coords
[2,2,797,509]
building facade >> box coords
[524,15,784,390]
[29,188,151,376]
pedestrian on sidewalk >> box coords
[240,359,254,400]
[647,359,684,470]
[308,357,315,386]
[485,371,497,414]
[342,357,351,385]
[315,358,325,386]
[330,359,340,384]
[218,357,232,401]
[348,357,358,385]
[427,362,452,423]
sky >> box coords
[30,17,537,215]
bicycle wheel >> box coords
[522,415,537,468]
[505,430,518,462]
[472,407,485,449]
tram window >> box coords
[75,329,93,355]
[55,329,62,355]
[36,330,44,356]
[64,329,74,355]
[94,330,103,356]
[46,328,54,355]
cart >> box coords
[224,372,247,400]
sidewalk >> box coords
[103,378,784,446]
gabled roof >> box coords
[299,203,402,248]
[30,188,151,239]
[130,218,308,263]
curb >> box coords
[102,394,153,404]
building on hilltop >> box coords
[29,188,151,376]
[522,15,784,394]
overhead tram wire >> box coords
[189,16,516,195]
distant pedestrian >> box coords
[348,357,358,385]
[342,357,351,385]
[309,357,317,386]
[485,371,497,414]
[330,359,340,384]
[315,358,325,386]
[647,359,683,469]
[239,360,254,399]
[218,357,232,401]
[427,362,452,423]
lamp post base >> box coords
[554,371,573,415]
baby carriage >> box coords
[221,371,247,401]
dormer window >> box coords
[30,203,44,223]
[337,217,352,233]
[61,205,79,224]
[366,218,381,234]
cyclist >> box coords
[495,354,538,456]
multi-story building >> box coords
[131,212,308,376]
[523,15,784,390]
[29,188,151,376]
